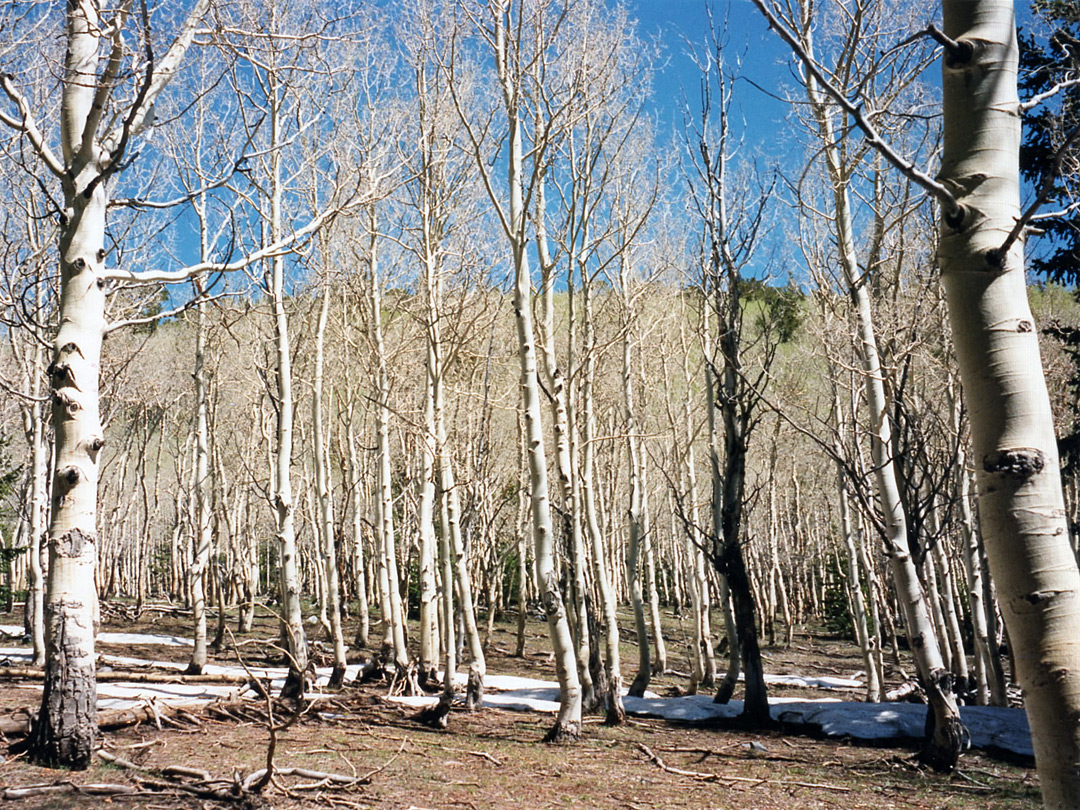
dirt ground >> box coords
[0,605,1042,809]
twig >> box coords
[993,121,1080,265]
[748,0,961,217]
[2,781,138,799]
[637,743,852,793]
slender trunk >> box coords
[514,414,529,659]
[269,92,307,697]
[622,286,651,697]
[346,418,370,648]
[536,176,593,709]
[417,345,440,684]
[836,453,882,702]
[582,283,623,721]
[435,364,485,707]
[25,342,47,669]
[367,212,408,673]
[641,460,667,674]
[186,295,214,675]
[509,114,580,740]
[800,38,962,765]
[313,282,347,688]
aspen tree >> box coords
[447,0,582,740]
[683,18,774,724]
[403,4,486,703]
[938,2,1080,803]
[756,0,1080,795]
[753,0,964,767]
[0,0,210,767]
[313,278,347,688]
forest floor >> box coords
[0,603,1041,809]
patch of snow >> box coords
[0,647,32,663]
[0,631,1033,758]
[96,682,246,706]
[98,632,195,647]
[764,673,863,689]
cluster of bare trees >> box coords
[0,0,1078,807]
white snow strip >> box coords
[98,632,195,647]
[0,631,1032,758]
[764,673,863,689]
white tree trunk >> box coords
[798,35,963,764]
[346,417,370,648]
[938,2,1080,803]
[366,214,409,673]
[508,109,581,739]
[535,178,594,708]
[313,282,347,687]
[417,344,441,685]
[24,339,47,669]
[268,95,308,697]
[186,294,214,675]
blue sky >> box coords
[631,0,798,150]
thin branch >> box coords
[749,0,961,217]
[993,120,1080,264]
[1019,77,1080,112]
[0,74,65,177]
[103,197,353,284]
[100,0,212,157]
[105,290,231,334]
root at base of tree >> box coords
[465,670,484,711]
[414,691,454,729]
[542,719,581,744]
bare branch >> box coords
[104,290,231,335]
[1020,77,1080,112]
[0,74,65,177]
[749,0,961,217]
[993,120,1080,265]
[100,0,211,157]
[103,195,354,284]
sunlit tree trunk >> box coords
[13,0,207,766]
[417,350,440,685]
[366,209,408,674]
[185,285,214,675]
[453,2,582,740]
[267,85,308,697]
[581,276,624,722]
[938,2,1080,803]
[345,413,370,648]
[313,281,347,688]
[535,176,594,708]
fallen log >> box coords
[0,667,250,685]
[0,699,235,737]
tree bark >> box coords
[313,281,347,688]
[938,2,1080,803]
